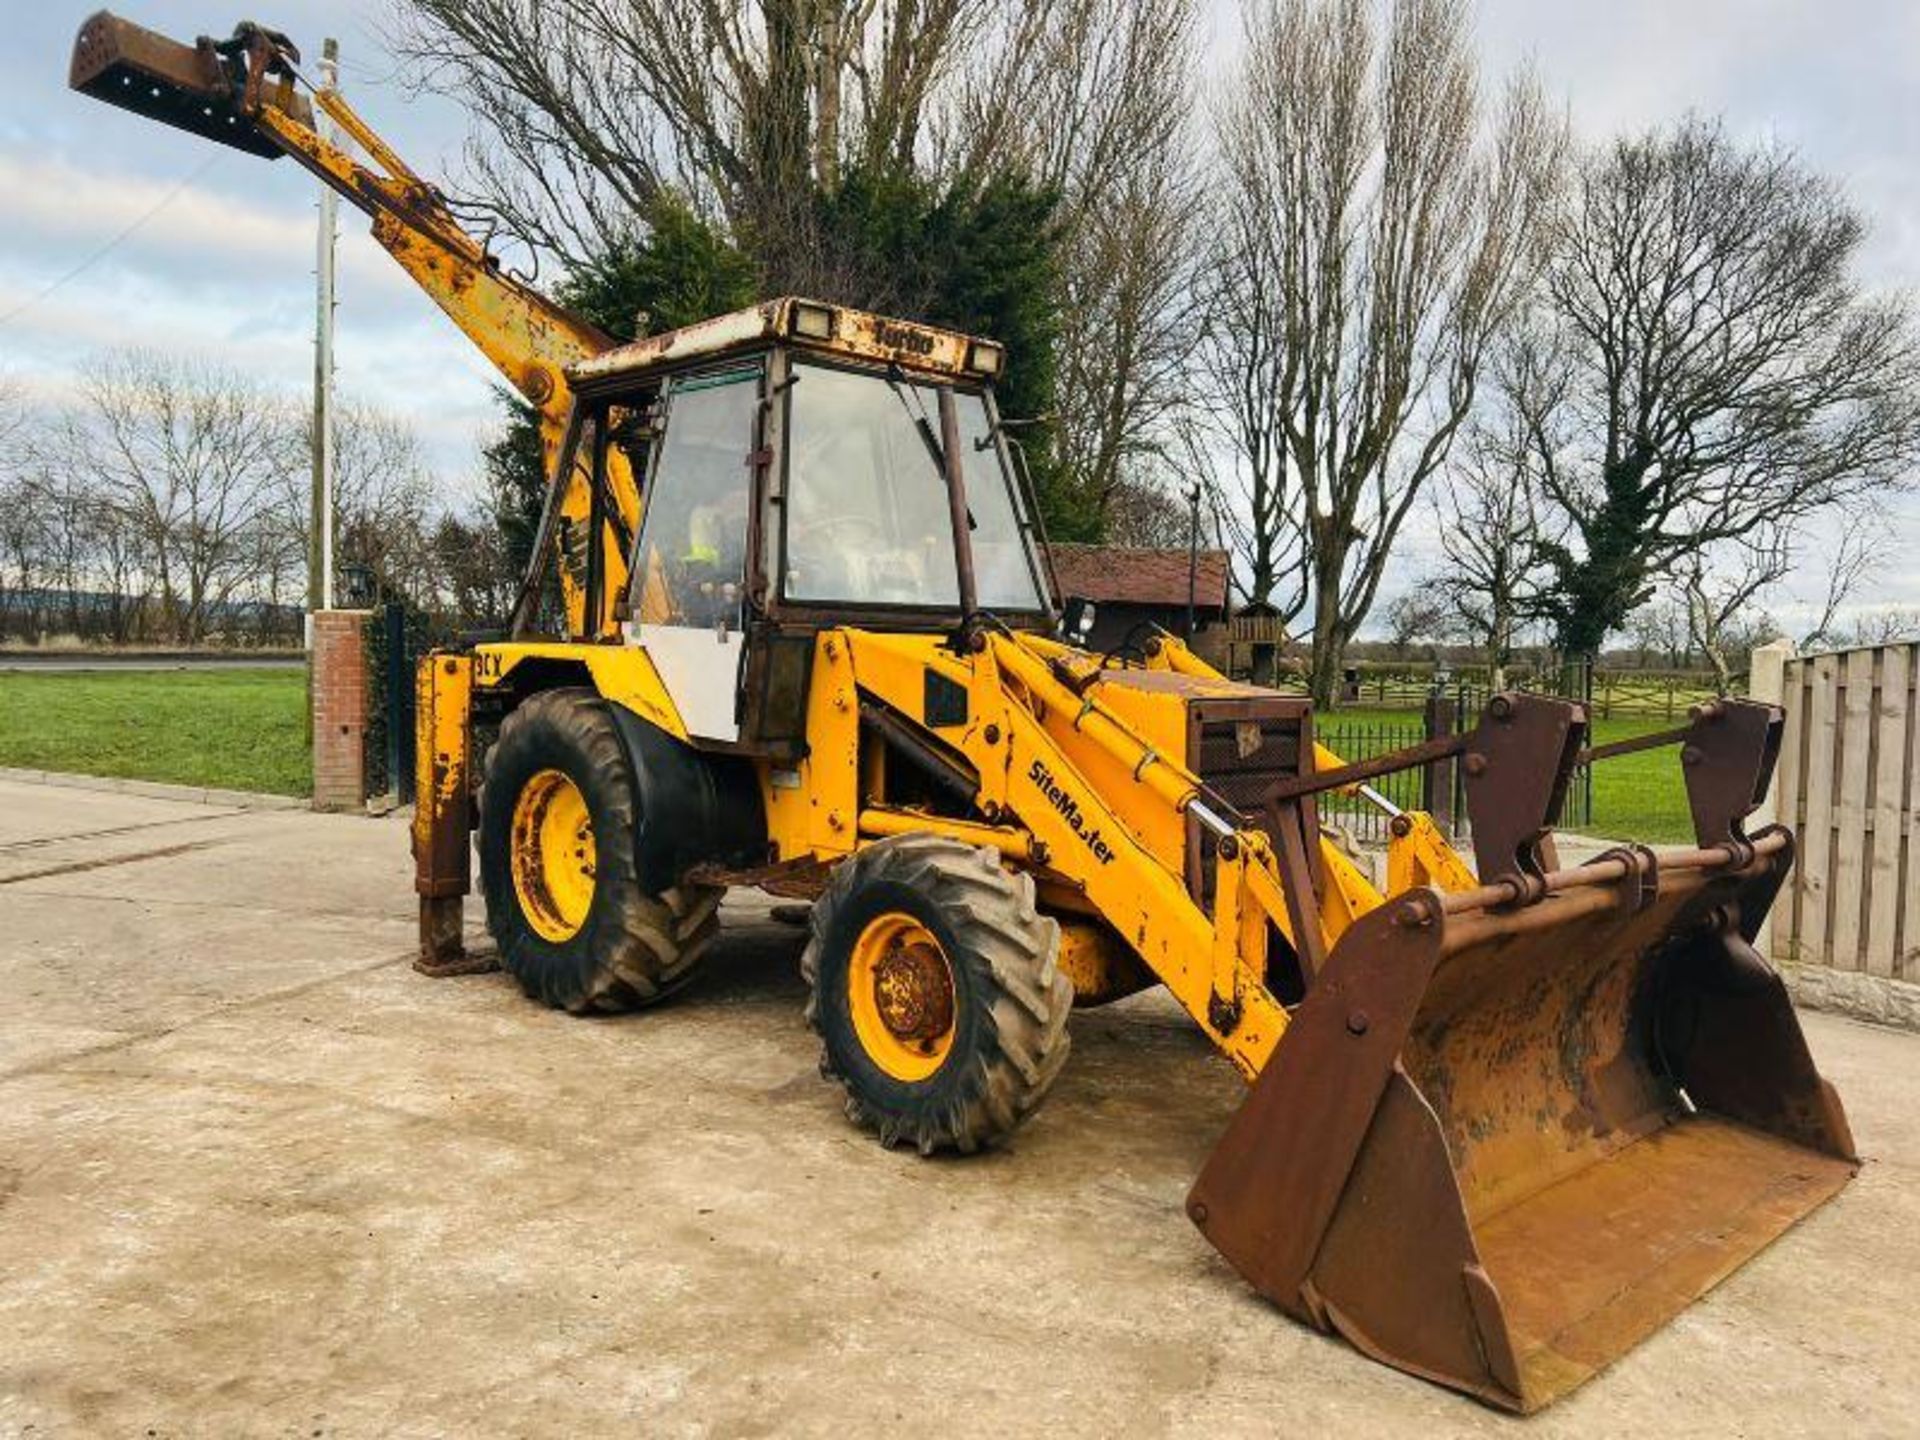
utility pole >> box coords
[1185,484,1202,638]
[308,36,339,625]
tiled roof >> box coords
[1048,543,1231,610]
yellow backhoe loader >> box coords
[73,12,1858,1412]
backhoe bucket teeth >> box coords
[70,11,310,159]
[1187,834,1855,1412]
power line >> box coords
[0,152,222,332]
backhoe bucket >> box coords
[1188,834,1855,1411]
[70,11,311,158]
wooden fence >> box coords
[1763,640,1920,997]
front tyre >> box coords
[803,835,1073,1155]
[478,688,720,1013]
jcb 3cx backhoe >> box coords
[73,11,1858,1413]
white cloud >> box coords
[0,152,426,305]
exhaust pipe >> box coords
[70,10,312,159]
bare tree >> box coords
[1022,0,1208,531]
[0,473,50,641]
[0,382,37,638]
[25,464,98,639]
[0,366,481,647]
[395,0,1208,547]
[1207,0,1564,705]
[1674,531,1790,692]
[266,401,440,614]
[62,351,303,645]
[4,384,162,644]
[1192,163,1307,623]
[1624,599,1693,669]
[1519,117,1920,659]
[394,0,1034,288]
[1103,475,1197,549]
[1849,607,1920,646]
[1432,364,1564,688]
[1381,589,1458,655]
[1795,510,1891,652]
[83,488,153,644]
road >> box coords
[0,775,1912,1436]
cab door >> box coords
[627,363,764,743]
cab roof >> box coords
[565,296,1006,391]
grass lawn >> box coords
[0,671,1695,834]
[1321,709,1692,844]
[0,669,310,797]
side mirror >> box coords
[1061,596,1097,645]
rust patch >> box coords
[872,940,953,1042]
[1189,836,1856,1413]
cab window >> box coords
[632,366,761,628]
[953,391,1044,613]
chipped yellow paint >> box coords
[845,911,957,1082]
[471,641,685,740]
[510,768,597,943]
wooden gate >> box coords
[1759,639,1920,1024]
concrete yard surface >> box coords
[0,776,1913,1437]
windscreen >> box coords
[780,360,1045,613]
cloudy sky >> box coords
[3,1,1916,625]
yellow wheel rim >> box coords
[510,768,597,943]
[847,912,957,1082]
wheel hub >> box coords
[872,939,955,1042]
[846,912,957,1082]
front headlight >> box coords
[790,301,836,341]
[966,340,1006,377]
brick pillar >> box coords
[312,609,372,812]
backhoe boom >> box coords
[70,11,635,635]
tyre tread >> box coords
[802,834,1073,1155]
[480,688,721,1014]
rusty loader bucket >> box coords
[1188,694,1856,1412]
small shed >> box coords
[1048,543,1232,654]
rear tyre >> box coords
[803,835,1072,1155]
[479,687,721,1013]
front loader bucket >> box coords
[1187,833,1856,1412]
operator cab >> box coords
[554,298,1057,745]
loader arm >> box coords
[69,13,633,637]
[839,626,1362,1078]
[836,626,1855,1412]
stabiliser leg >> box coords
[412,652,497,978]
